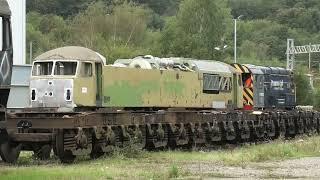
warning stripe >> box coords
[243,90,253,105]
[242,65,250,73]
[231,64,251,73]
[235,64,245,73]
[244,88,253,99]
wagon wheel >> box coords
[90,135,105,159]
[53,144,58,156]
[58,150,75,164]
[33,144,52,160]
[90,144,105,159]
[131,125,145,150]
[0,140,21,163]
[55,129,75,164]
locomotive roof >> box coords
[190,60,235,74]
[244,64,264,75]
[245,64,291,75]
[0,0,11,16]
[34,46,106,64]
[114,56,236,74]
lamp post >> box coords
[234,15,243,63]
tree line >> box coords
[26,0,320,63]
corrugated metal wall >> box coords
[7,65,31,108]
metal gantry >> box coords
[287,39,320,71]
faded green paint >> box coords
[102,66,238,109]
[160,72,185,96]
[163,81,185,96]
[104,80,159,106]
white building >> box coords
[6,0,30,109]
[8,0,26,65]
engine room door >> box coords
[233,74,242,109]
[233,74,239,108]
[95,62,102,106]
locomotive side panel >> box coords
[262,67,295,109]
[102,66,235,109]
[73,64,97,107]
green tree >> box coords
[69,2,152,62]
[294,68,314,105]
[132,0,180,15]
[27,0,90,17]
[228,0,282,20]
[161,0,230,59]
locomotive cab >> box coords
[231,64,254,110]
[30,46,105,110]
[232,63,296,110]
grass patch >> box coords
[1,135,320,179]
[168,165,179,178]
[148,135,320,166]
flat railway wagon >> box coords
[0,46,319,163]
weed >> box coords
[109,140,146,159]
[168,165,179,178]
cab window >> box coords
[32,62,53,76]
[203,73,220,94]
[220,77,232,91]
[54,61,77,75]
[203,74,232,94]
[80,62,92,77]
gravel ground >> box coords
[1,153,320,179]
[184,157,320,179]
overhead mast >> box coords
[286,39,320,71]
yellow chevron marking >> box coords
[245,88,254,97]
[242,66,249,73]
[243,90,253,105]
[234,64,243,73]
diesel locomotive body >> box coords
[30,47,243,110]
[232,64,295,110]
[1,46,318,164]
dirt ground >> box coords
[185,157,320,179]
